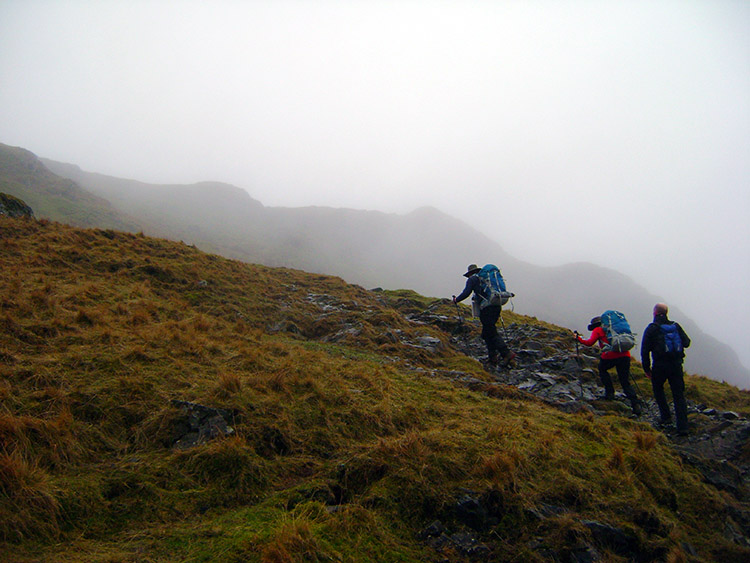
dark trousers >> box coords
[651,361,688,431]
[599,356,639,408]
[479,305,509,359]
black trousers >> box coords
[651,360,688,431]
[599,356,639,408]
[479,305,509,359]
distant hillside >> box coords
[2,215,749,562]
[0,144,141,232]
[0,142,746,387]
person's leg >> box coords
[479,306,500,361]
[598,358,616,399]
[480,305,510,359]
[667,363,689,433]
[650,364,671,423]
[615,357,641,414]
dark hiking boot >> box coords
[632,403,643,416]
[488,352,499,366]
[502,352,517,368]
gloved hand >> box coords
[644,370,652,380]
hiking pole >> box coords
[499,292,515,343]
[499,309,508,341]
[626,371,646,417]
[452,296,464,325]
[629,372,644,399]
[452,296,469,347]
[574,331,584,400]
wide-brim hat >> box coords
[464,264,481,277]
[587,316,602,331]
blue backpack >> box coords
[476,264,511,310]
[600,310,636,352]
[660,323,683,355]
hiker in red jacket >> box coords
[576,316,642,415]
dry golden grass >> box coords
[0,450,60,541]
[607,445,625,470]
[666,547,689,563]
[478,451,519,488]
[260,519,326,563]
[216,371,242,396]
[633,430,658,451]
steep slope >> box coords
[32,154,750,389]
[2,215,749,562]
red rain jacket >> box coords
[577,326,630,360]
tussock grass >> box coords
[0,450,60,542]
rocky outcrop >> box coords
[169,400,237,450]
[0,193,34,218]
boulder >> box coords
[170,400,236,450]
[0,193,34,218]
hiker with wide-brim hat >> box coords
[463,264,481,277]
[576,315,642,416]
[453,263,516,367]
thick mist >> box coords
[1,1,748,369]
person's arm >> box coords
[676,323,691,349]
[640,324,654,376]
[453,276,477,303]
[577,326,602,347]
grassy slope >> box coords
[1,216,748,562]
[0,144,141,232]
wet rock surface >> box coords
[169,400,237,450]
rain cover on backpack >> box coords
[601,310,636,353]
[477,264,511,310]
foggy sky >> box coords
[2,1,749,372]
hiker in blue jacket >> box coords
[641,303,691,435]
[453,264,516,367]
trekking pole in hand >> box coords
[574,331,583,399]
[629,371,643,399]
[452,296,464,325]
[452,296,469,347]
[573,331,582,364]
